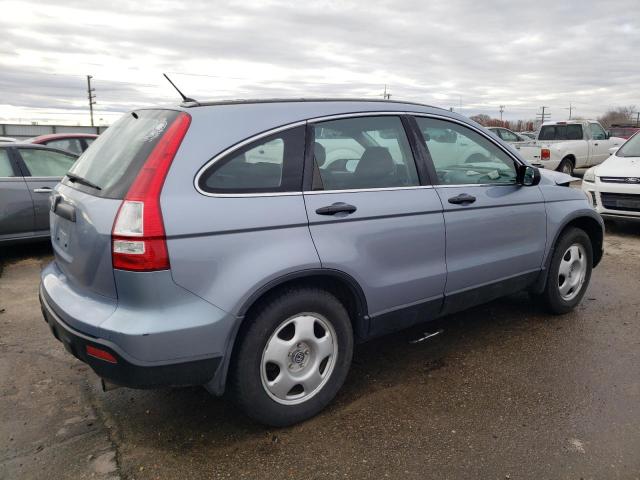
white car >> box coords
[582,133,640,220]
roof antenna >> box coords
[163,73,197,103]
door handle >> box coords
[33,187,53,193]
[315,202,357,215]
[448,193,476,205]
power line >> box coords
[86,75,96,127]
[564,102,574,119]
[536,106,550,124]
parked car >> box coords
[582,132,640,220]
[40,100,603,426]
[608,124,640,140]
[517,120,625,175]
[487,127,533,145]
[0,136,18,143]
[0,144,78,244]
[518,131,537,140]
[26,133,98,155]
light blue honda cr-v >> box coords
[40,99,603,426]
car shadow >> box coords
[93,291,555,451]
[0,240,52,277]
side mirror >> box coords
[518,165,541,186]
[606,131,611,139]
[609,146,619,155]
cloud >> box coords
[1,0,638,124]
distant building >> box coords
[0,123,108,140]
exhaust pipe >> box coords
[100,378,122,392]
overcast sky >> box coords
[1,0,638,125]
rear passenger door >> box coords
[16,148,77,232]
[413,116,547,314]
[303,115,446,336]
[0,148,35,241]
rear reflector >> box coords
[86,345,117,364]
[541,148,550,160]
[112,112,191,271]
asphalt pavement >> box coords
[1,220,639,479]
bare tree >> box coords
[597,106,637,129]
[470,114,491,126]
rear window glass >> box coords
[64,110,180,198]
[539,124,583,141]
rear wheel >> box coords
[535,227,592,314]
[557,157,574,176]
[229,288,353,426]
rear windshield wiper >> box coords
[65,172,102,191]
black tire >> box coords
[557,157,574,176]
[535,227,593,314]
[228,288,353,427]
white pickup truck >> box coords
[512,120,625,175]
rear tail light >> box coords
[112,112,191,271]
[541,148,550,160]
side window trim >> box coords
[195,122,306,197]
[411,113,524,186]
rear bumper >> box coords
[40,287,221,388]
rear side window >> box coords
[18,148,76,177]
[198,126,305,194]
[539,124,583,141]
[312,116,419,191]
[65,110,181,198]
[46,138,83,155]
[0,150,14,177]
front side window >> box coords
[0,150,15,177]
[18,148,76,177]
[312,116,419,190]
[499,129,519,142]
[199,126,305,194]
[46,138,83,155]
[415,117,517,185]
[589,123,606,141]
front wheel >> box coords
[535,228,593,314]
[228,288,353,427]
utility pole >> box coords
[87,75,96,127]
[635,111,640,127]
[382,84,391,100]
[499,105,505,121]
[564,102,574,119]
[536,106,550,125]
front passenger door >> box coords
[414,116,547,314]
[588,123,609,166]
[16,148,77,233]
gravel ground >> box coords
[1,219,639,480]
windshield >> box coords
[616,132,640,157]
[65,109,180,198]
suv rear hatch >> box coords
[51,109,189,302]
